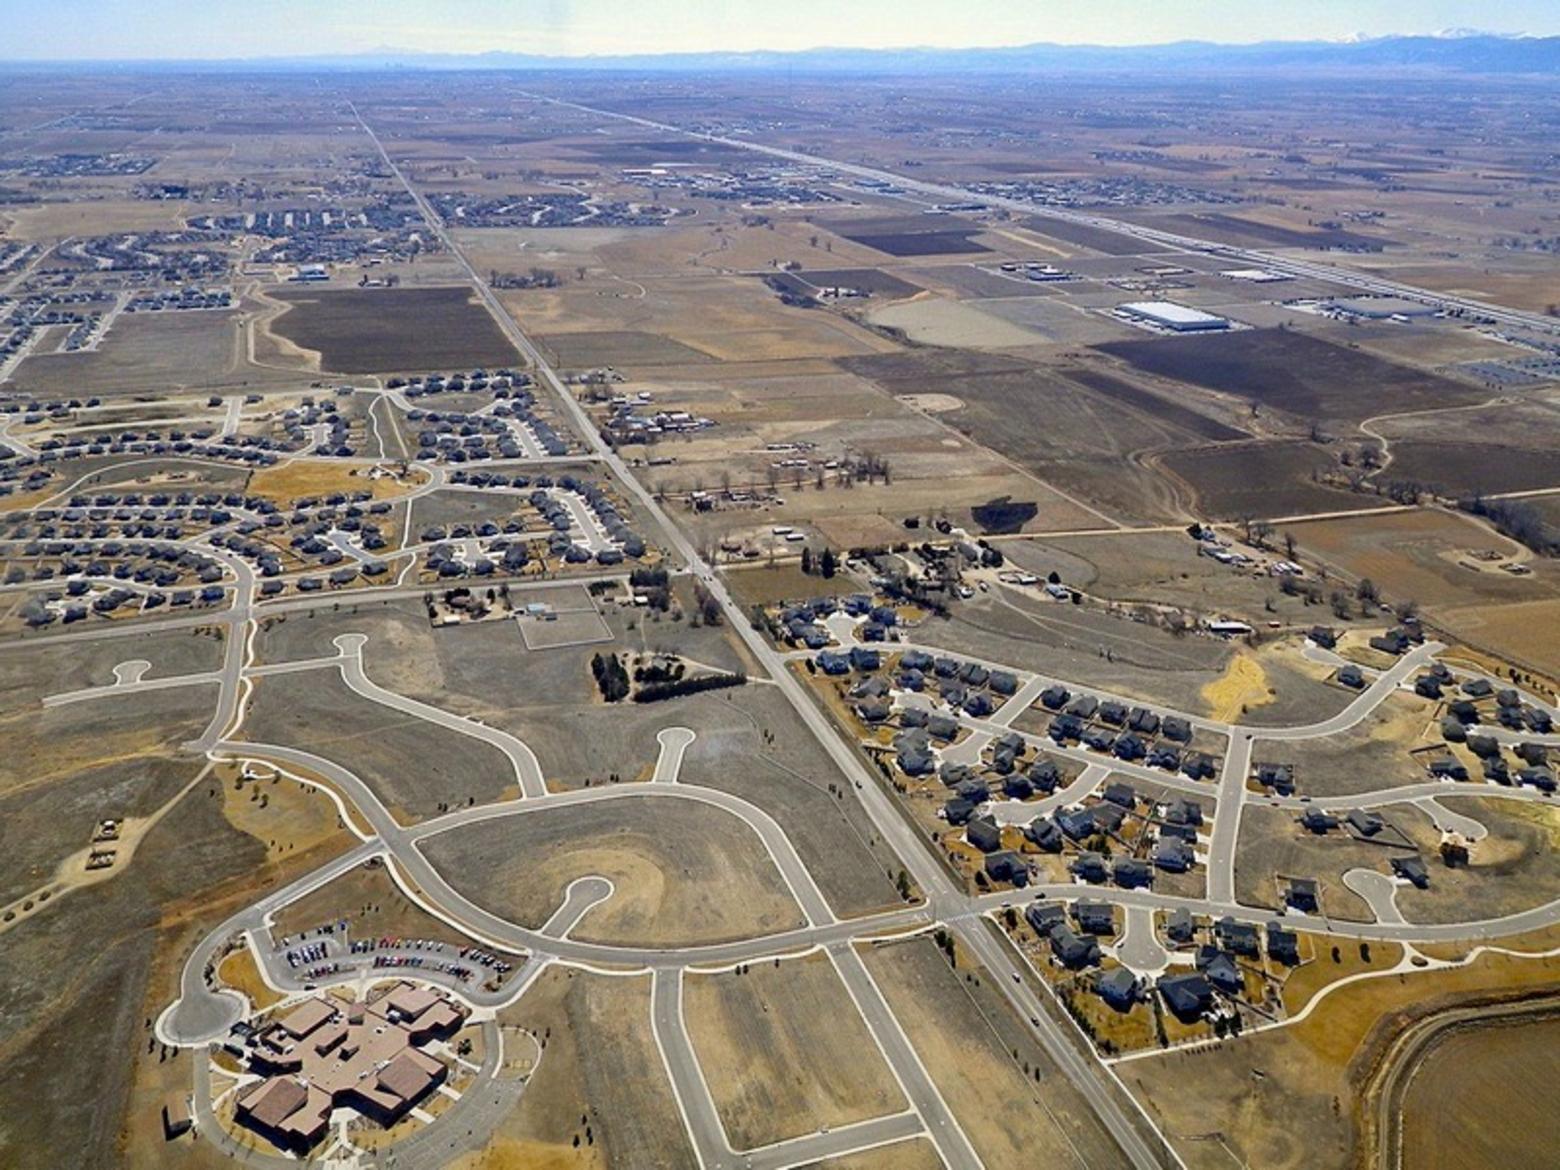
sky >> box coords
[6,0,1559,60]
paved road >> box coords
[334,632,549,799]
[826,943,983,1170]
[1117,905,1171,975]
[654,726,697,782]
[158,839,382,1045]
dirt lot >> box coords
[269,286,521,374]
[419,797,806,946]
[684,954,906,1148]
[867,296,1045,348]
[0,754,201,906]
[859,934,1127,1169]
[456,967,691,1170]
[1096,328,1484,424]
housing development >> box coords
[1,25,1559,1170]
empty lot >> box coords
[684,955,906,1148]
[420,797,806,946]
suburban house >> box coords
[1158,972,1214,1021]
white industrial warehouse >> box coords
[1116,301,1231,332]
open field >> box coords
[247,459,421,504]
[270,286,521,373]
[459,967,691,1170]
[241,670,516,820]
[419,799,806,946]
[859,934,1127,1168]
[1120,933,1560,1170]
[7,309,261,398]
[1277,689,1443,796]
[1399,1010,1560,1170]
[0,683,217,802]
[840,349,1198,523]
[1285,507,1560,669]
[684,954,906,1148]
[867,296,1045,348]
[1157,441,1364,520]
[1381,440,1560,497]
[1097,328,1484,424]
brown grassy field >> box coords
[1119,936,1560,1170]
[1399,1011,1560,1169]
[419,798,806,947]
[270,286,521,373]
[858,935,1127,1169]
[246,459,424,504]
[456,967,691,1170]
[684,955,906,1148]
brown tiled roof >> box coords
[376,1051,436,1104]
[239,1077,308,1129]
[279,997,335,1040]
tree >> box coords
[819,548,837,578]
[800,546,813,575]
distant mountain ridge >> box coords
[8,34,1560,74]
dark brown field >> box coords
[1382,440,1560,496]
[1021,215,1150,255]
[1158,440,1363,519]
[1067,367,1248,441]
[1096,328,1483,423]
[844,230,991,256]
[270,286,520,373]
[1146,211,1393,250]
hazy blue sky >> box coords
[7,0,1559,60]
